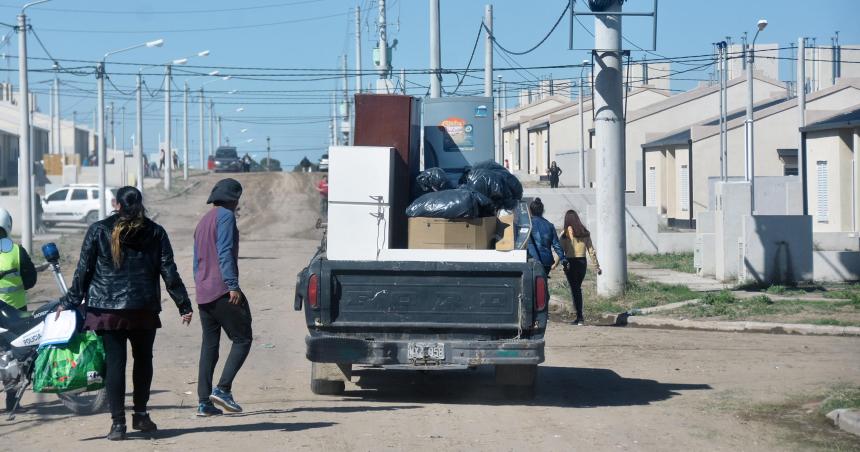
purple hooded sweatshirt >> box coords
[193,207,239,304]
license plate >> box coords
[407,342,445,362]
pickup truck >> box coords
[294,203,547,396]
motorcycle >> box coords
[0,242,106,420]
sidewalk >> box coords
[628,260,728,292]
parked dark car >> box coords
[214,146,242,173]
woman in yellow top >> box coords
[560,210,601,325]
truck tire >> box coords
[309,362,349,396]
[495,364,537,399]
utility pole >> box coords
[164,64,172,191]
[121,106,125,152]
[183,82,189,180]
[110,102,115,150]
[217,116,222,146]
[355,4,362,95]
[209,100,214,156]
[266,136,271,171]
[718,42,726,181]
[745,20,767,213]
[199,88,205,169]
[96,63,107,220]
[798,37,806,211]
[429,0,441,98]
[136,72,143,191]
[496,75,502,163]
[376,0,391,93]
[342,54,349,145]
[483,4,493,98]
[579,62,588,188]
[53,65,61,155]
[17,4,37,250]
[592,0,627,296]
[400,68,406,94]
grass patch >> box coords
[629,252,695,273]
[742,386,860,450]
[550,270,699,321]
[824,283,860,303]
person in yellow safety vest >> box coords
[0,208,38,412]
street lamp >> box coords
[164,50,210,185]
[745,18,767,213]
[197,74,231,169]
[18,0,52,251]
[579,60,590,188]
[97,38,164,219]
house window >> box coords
[647,166,657,206]
[816,160,828,223]
[679,165,689,212]
[778,148,799,176]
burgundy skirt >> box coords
[83,308,162,331]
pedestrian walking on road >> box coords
[193,178,252,417]
[58,186,193,440]
[159,148,165,171]
[0,208,38,413]
[548,161,562,188]
[526,198,567,276]
[560,209,601,325]
[316,175,328,218]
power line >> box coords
[0,0,322,15]
[484,1,570,56]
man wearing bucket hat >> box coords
[192,178,252,416]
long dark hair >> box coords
[111,186,147,268]
[529,198,545,218]
[563,209,590,238]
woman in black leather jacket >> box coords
[59,186,193,440]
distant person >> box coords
[172,151,179,170]
[193,178,251,417]
[548,161,562,188]
[143,155,150,177]
[159,148,165,171]
[0,208,38,413]
[504,158,510,170]
[560,209,601,325]
[242,154,252,173]
[526,198,567,276]
[57,187,193,440]
[315,175,328,218]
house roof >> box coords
[800,106,860,132]
[642,97,788,149]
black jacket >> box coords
[63,215,192,315]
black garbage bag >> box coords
[406,189,495,219]
[462,160,523,210]
[415,167,453,193]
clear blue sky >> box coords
[3,0,858,167]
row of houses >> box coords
[501,62,860,236]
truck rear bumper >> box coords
[306,335,545,366]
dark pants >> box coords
[564,258,588,319]
[197,295,253,403]
[550,177,559,188]
[5,306,26,410]
[99,329,157,423]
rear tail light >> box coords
[535,276,547,311]
[308,273,320,309]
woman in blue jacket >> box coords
[526,198,567,275]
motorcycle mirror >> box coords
[41,242,60,264]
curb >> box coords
[615,315,860,337]
[826,409,860,437]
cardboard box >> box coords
[408,217,497,250]
[495,214,515,251]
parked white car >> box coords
[41,184,117,226]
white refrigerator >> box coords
[326,146,394,261]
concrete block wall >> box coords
[813,232,860,251]
[658,232,697,253]
[714,182,752,281]
[813,251,860,282]
[741,215,814,285]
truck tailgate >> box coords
[319,260,533,332]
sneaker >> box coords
[132,413,158,432]
[196,402,223,417]
[572,318,584,326]
[210,387,243,413]
[107,423,127,441]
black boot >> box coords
[132,413,158,432]
[107,422,127,441]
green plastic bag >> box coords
[33,331,106,393]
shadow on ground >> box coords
[79,422,337,440]
[346,365,711,407]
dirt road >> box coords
[3,173,859,451]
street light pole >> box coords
[579,61,589,188]
[97,62,106,219]
[199,88,205,169]
[745,19,767,213]
[136,72,143,192]
[183,81,189,181]
[209,100,214,156]
[164,64,172,191]
[266,136,271,171]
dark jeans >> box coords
[564,258,588,319]
[99,329,157,423]
[5,306,26,410]
[197,295,253,403]
[550,177,559,188]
